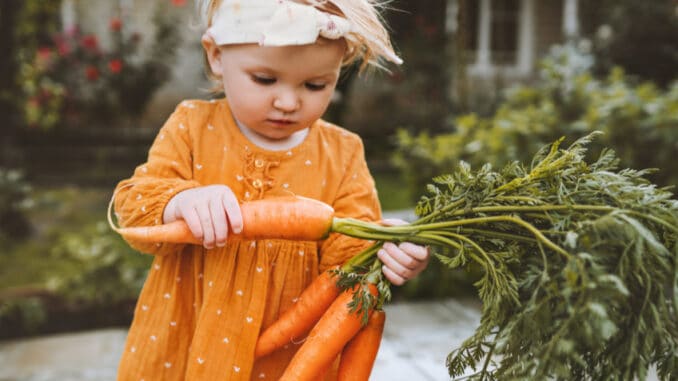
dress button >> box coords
[254,159,265,168]
[252,179,263,188]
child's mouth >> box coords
[267,119,295,126]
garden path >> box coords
[0,293,663,381]
[0,298,481,381]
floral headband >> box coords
[205,0,402,64]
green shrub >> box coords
[47,221,151,304]
[395,44,678,199]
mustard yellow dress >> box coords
[113,99,381,381]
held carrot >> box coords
[240,196,334,240]
[107,194,335,243]
[255,267,341,359]
[278,283,379,381]
[337,309,386,381]
[110,220,201,245]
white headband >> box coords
[206,0,402,64]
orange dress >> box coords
[114,99,381,381]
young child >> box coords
[113,0,429,380]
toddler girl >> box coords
[113,0,429,379]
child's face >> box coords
[204,38,345,141]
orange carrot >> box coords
[108,195,335,244]
[337,309,386,381]
[240,196,334,240]
[279,283,378,381]
[255,267,341,359]
[111,220,201,244]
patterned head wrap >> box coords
[205,0,402,64]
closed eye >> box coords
[251,75,276,85]
[305,82,327,91]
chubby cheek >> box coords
[226,92,268,122]
[304,92,334,121]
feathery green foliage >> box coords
[333,132,678,380]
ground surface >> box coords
[0,298,480,381]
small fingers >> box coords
[378,244,417,284]
[398,242,430,262]
[385,242,424,270]
[378,242,430,285]
[209,197,228,247]
[222,190,243,234]
[180,205,204,242]
[195,203,216,249]
[381,265,406,286]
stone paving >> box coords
[0,298,481,381]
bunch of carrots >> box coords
[108,195,392,380]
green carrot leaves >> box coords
[333,133,678,379]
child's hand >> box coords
[377,218,430,286]
[163,185,243,249]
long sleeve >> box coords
[113,104,201,255]
[318,138,382,272]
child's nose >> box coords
[273,90,300,113]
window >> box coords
[460,0,521,67]
[490,0,519,64]
[461,0,480,52]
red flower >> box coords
[36,47,53,66]
[110,17,122,32]
[54,37,70,57]
[81,34,99,51]
[171,0,186,7]
[85,65,100,81]
[108,59,123,74]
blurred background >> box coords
[0,0,676,355]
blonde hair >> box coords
[196,0,398,72]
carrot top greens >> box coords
[331,132,678,380]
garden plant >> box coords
[395,44,678,199]
[19,3,181,129]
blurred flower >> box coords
[80,34,99,51]
[171,0,187,7]
[37,47,52,62]
[108,59,123,74]
[109,17,122,32]
[35,48,53,70]
[85,65,99,81]
[54,37,70,56]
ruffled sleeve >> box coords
[113,104,201,255]
[318,138,382,272]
